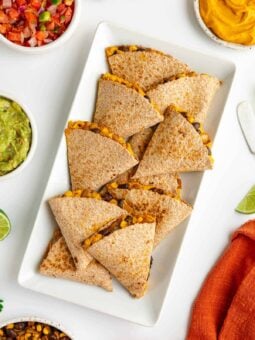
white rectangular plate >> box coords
[18,22,236,326]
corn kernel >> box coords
[84,239,91,249]
[6,323,14,329]
[120,220,128,228]
[109,182,118,189]
[129,45,138,52]
[64,191,73,197]
[101,127,109,135]
[43,326,50,335]
[109,199,118,205]
[36,324,42,332]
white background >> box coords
[1,0,255,339]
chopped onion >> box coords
[44,38,53,44]
[47,5,57,15]
[23,26,31,39]
[2,0,12,9]
[28,36,37,47]
[20,32,24,44]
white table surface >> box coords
[1,0,255,339]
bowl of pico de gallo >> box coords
[0,0,80,53]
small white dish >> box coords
[194,0,255,50]
[0,0,81,54]
[18,21,236,327]
[0,91,37,181]
[0,316,73,338]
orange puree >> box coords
[200,0,255,46]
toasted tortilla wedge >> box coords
[40,229,112,291]
[49,196,127,270]
[87,222,155,298]
[106,126,181,198]
[147,74,220,123]
[65,127,138,191]
[106,45,191,91]
[109,127,155,185]
[94,75,163,138]
[134,108,212,178]
[123,189,192,247]
[129,127,155,160]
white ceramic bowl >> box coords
[0,317,73,338]
[194,0,255,50]
[0,91,37,181]
[0,0,80,54]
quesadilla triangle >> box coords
[105,127,156,187]
[106,45,192,91]
[103,126,182,199]
[86,218,156,298]
[65,121,138,191]
[40,229,112,292]
[147,73,221,123]
[93,74,163,138]
[123,189,192,247]
[134,107,213,178]
[49,194,127,271]
[129,127,155,160]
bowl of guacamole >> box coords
[0,93,37,180]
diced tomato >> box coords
[0,23,9,34]
[7,31,22,42]
[16,0,27,6]
[8,9,20,20]
[35,30,47,40]
[1,0,74,47]
[64,7,72,23]
[0,10,9,23]
[31,0,41,10]
[46,21,55,31]
[57,3,66,13]
[24,10,37,24]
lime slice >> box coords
[236,185,255,214]
[0,210,11,240]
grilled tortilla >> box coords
[108,127,181,198]
[94,74,163,138]
[40,229,112,291]
[65,121,138,191]
[106,45,191,91]
[123,189,192,247]
[147,73,220,123]
[49,195,127,270]
[134,107,213,178]
[87,222,155,298]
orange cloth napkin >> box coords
[187,220,255,340]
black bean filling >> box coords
[192,122,200,132]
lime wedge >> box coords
[236,185,255,214]
[0,210,11,240]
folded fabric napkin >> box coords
[187,219,255,340]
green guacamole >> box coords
[0,97,32,176]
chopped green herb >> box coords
[0,299,4,312]
[51,0,62,4]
